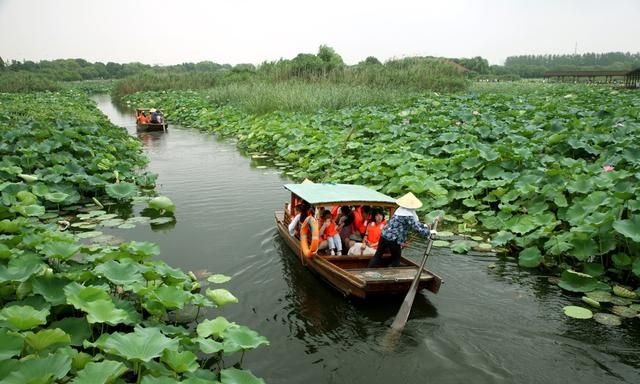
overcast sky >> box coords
[1,0,638,66]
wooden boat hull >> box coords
[136,122,168,132]
[275,211,442,299]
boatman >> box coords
[367,192,437,268]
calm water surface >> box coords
[94,95,640,384]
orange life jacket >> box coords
[365,221,386,248]
[352,207,365,234]
[139,115,147,124]
[320,219,338,240]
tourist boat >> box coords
[275,182,442,299]
[135,108,168,132]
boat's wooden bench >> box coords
[347,267,434,282]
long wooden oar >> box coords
[390,217,440,331]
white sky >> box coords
[0,0,638,66]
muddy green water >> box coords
[94,95,639,384]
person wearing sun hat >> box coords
[367,192,437,268]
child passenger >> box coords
[348,209,386,256]
[320,209,342,256]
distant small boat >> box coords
[275,182,442,299]
[135,108,168,132]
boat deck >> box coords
[348,267,434,283]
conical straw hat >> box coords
[396,192,422,209]
[301,178,315,185]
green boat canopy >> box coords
[284,183,397,206]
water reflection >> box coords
[137,131,165,148]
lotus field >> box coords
[125,87,640,298]
[0,92,268,383]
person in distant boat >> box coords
[367,193,437,268]
[336,205,355,255]
[319,209,342,256]
[149,108,163,124]
[348,208,386,256]
[136,111,147,124]
[288,202,311,237]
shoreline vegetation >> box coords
[0,92,268,383]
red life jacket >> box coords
[352,207,365,234]
[366,221,386,248]
[320,219,338,240]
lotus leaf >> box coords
[208,274,232,284]
[94,326,179,363]
[581,296,601,308]
[24,328,71,353]
[94,259,145,285]
[76,230,103,239]
[0,329,24,359]
[610,305,637,318]
[94,213,118,220]
[197,316,234,338]
[32,276,71,305]
[563,305,593,319]
[50,317,91,346]
[14,204,46,217]
[582,263,605,277]
[0,305,49,330]
[117,223,136,229]
[100,218,125,227]
[72,360,128,384]
[593,313,622,326]
[19,174,38,183]
[223,325,269,351]
[612,285,637,299]
[45,192,69,203]
[432,240,450,248]
[64,282,130,325]
[206,288,239,306]
[558,270,609,293]
[613,216,640,242]
[150,217,175,225]
[161,350,199,373]
[2,348,72,383]
[220,368,266,384]
[126,241,161,258]
[608,296,633,306]
[518,247,542,268]
[41,241,81,260]
[152,284,192,310]
[196,337,225,354]
[0,243,11,259]
[450,240,472,254]
[148,196,176,214]
[0,252,44,282]
[105,182,138,200]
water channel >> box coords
[93,94,640,384]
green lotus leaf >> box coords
[76,230,103,239]
[16,190,38,204]
[2,348,71,383]
[518,246,541,268]
[149,217,175,225]
[100,218,125,227]
[0,243,12,259]
[197,316,234,338]
[558,269,609,293]
[18,174,38,183]
[140,376,182,384]
[206,288,239,306]
[105,182,138,200]
[585,290,613,302]
[94,213,118,221]
[582,263,605,277]
[125,241,160,258]
[94,259,145,285]
[50,317,91,346]
[0,218,26,233]
[491,231,514,246]
[593,313,622,326]
[507,215,537,234]
[0,305,49,330]
[633,257,640,278]
[222,325,269,350]
[0,252,45,283]
[0,329,24,360]
[161,349,199,373]
[24,328,71,353]
[450,240,471,254]
[610,305,637,318]
[196,337,225,354]
[563,305,593,319]
[64,282,130,325]
[208,274,232,284]
[41,241,81,260]
[152,284,192,310]
[117,223,136,229]
[14,204,45,217]
[432,240,450,247]
[581,296,601,308]
[148,196,176,214]
[612,253,632,268]
[45,192,69,203]
[568,236,597,261]
[32,276,71,305]
[72,360,128,384]
[613,215,640,242]
[96,326,179,363]
[220,368,266,384]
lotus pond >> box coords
[0,92,268,383]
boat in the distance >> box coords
[135,108,168,132]
[275,182,442,299]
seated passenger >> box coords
[319,209,342,256]
[337,206,354,255]
[348,209,387,256]
[288,202,311,237]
